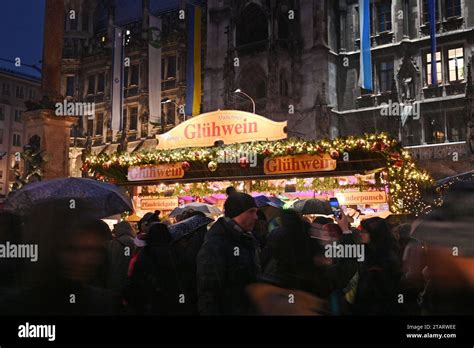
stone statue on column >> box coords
[81,135,92,178]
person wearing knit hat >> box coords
[197,192,260,315]
[223,192,258,231]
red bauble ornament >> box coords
[81,164,89,172]
[239,157,249,168]
[263,148,271,156]
[181,161,191,171]
[330,149,340,159]
[372,143,382,151]
[393,160,404,168]
[389,152,401,161]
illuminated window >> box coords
[426,51,442,85]
[448,47,464,82]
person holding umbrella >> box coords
[0,178,133,315]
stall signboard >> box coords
[335,191,387,205]
[264,154,337,175]
[140,197,178,211]
[156,110,287,149]
[128,164,185,181]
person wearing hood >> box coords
[126,222,199,315]
[197,192,261,315]
[351,217,402,315]
[105,221,136,296]
[255,209,358,315]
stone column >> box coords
[41,0,65,99]
[19,0,76,181]
[23,110,76,179]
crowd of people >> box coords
[0,183,473,316]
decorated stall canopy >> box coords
[84,127,433,215]
[156,110,287,149]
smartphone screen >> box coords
[329,198,341,218]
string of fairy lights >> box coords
[83,133,434,215]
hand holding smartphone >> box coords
[329,197,351,232]
[329,197,342,219]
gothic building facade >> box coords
[60,0,473,178]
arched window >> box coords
[236,64,267,113]
[279,70,289,97]
[278,12,290,40]
[236,3,268,47]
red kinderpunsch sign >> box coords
[335,191,387,205]
[140,197,178,211]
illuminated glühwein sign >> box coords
[128,163,185,181]
[264,154,337,175]
[156,110,287,149]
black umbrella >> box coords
[169,215,214,241]
[254,195,284,208]
[4,177,133,220]
[292,199,333,215]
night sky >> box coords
[0,0,45,78]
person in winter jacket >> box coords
[196,192,261,315]
[258,209,358,313]
[351,217,402,315]
[105,221,136,295]
[126,222,196,315]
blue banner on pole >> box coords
[428,0,438,86]
[358,0,373,91]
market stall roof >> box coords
[436,169,474,187]
[85,131,434,215]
